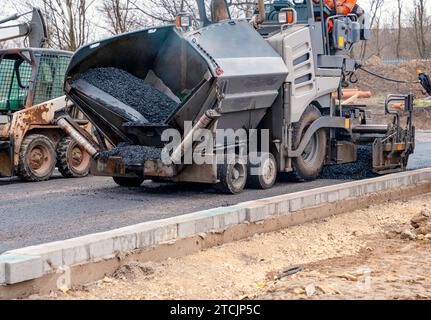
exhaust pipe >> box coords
[57,117,100,158]
[170,109,221,164]
[249,0,266,26]
[210,0,231,22]
[256,0,266,24]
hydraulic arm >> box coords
[0,8,47,48]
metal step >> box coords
[352,124,388,134]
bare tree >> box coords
[128,0,194,24]
[412,0,429,58]
[360,0,384,60]
[374,14,382,57]
[228,0,257,18]
[30,0,96,51]
[396,0,402,59]
[128,0,257,25]
[99,0,142,34]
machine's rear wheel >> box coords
[291,105,327,181]
[113,176,144,187]
[216,156,248,194]
[57,136,91,178]
[18,134,56,182]
[247,152,277,189]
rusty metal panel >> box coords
[331,140,357,164]
[0,123,10,139]
[90,157,127,177]
[90,156,177,179]
[142,160,176,177]
[0,142,13,177]
[16,103,52,125]
[173,163,217,184]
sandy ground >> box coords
[43,193,431,300]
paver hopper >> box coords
[64,22,287,146]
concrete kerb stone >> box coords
[237,194,295,216]
[0,254,43,284]
[0,260,5,284]
[135,224,178,248]
[61,239,91,267]
[1,168,431,286]
[174,206,248,237]
[419,170,431,181]
[112,231,138,253]
[243,202,270,222]
[338,188,351,201]
[7,243,63,274]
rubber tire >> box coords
[216,156,248,194]
[18,134,56,182]
[57,136,91,178]
[290,105,327,181]
[246,153,277,189]
[113,176,144,187]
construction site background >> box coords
[351,56,431,130]
[0,1,430,58]
[357,56,431,98]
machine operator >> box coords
[312,0,364,31]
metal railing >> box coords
[33,53,71,105]
[0,58,32,112]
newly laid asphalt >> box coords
[1,132,430,253]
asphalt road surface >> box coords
[1,136,430,253]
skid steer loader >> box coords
[0,9,91,181]
[58,0,415,193]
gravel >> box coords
[320,145,378,180]
[100,143,162,165]
[76,67,179,124]
[77,67,177,164]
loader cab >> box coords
[0,53,32,113]
[0,49,72,115]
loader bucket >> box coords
[65,20,288,148]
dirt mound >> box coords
[355,56,431,98]
[112,262,155,281]
[385,208,431,241]
[402,209,431,240]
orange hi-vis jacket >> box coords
[313,0,358,31]
[325,0,357,15]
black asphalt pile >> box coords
[76,67,179,124]
[320,145,377,180]
[100,143,162,165]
